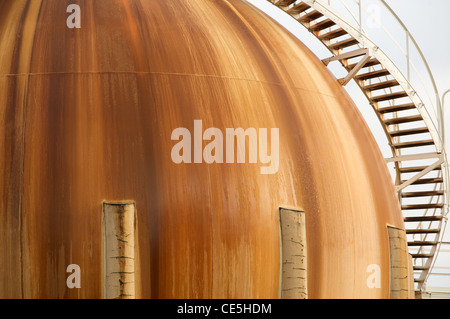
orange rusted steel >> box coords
[0,0,406,298]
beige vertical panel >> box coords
[407,253,415,299]
[279,208,307,299]
[387,226,410,299]
[103,201,136,299]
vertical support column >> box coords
[406,33,410,81]
[387,226,411,299]
[279,208,307,299]
[359,0,362,30]
[103,201,136,299]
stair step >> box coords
[371,91,409,102]
[402,204,444,210]
[329,37,359,50]
[414,265,430,271]
[414,278,425,283]
[384,115,423,125]
[298,10,323,22]
[275,0,297,7]
[347,57,380,70]
[392,140,434,149]
[378,103,416,114]
[389,127,429,137]
[402,191,444,198]
[355,69,390,80]
[287,2,310,14]
[400,166,442,174]
[310,18,335,31]
[408,241,438,246]
[401,177,444,185]
[363,80,399,91]
[404,215,443,222]
[411,253,434,258]
[319,28,347,41]
[406,228,440,234]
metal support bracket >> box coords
[394,155,444,192]
[321,48,368,66]
[321,48,371,86]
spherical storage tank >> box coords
[0,0,412,299]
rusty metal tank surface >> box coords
[0,0,405,298]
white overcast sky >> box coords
[386,0,450,95]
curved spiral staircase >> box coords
[263,0,449,295]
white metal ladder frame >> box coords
[258,0,449,293]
